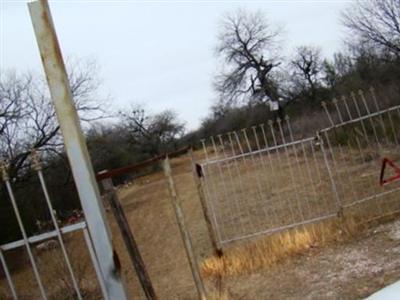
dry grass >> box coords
[201,217,359,278]
[1,145,400,299]
[207,291,231,300]
[0,231,101,299]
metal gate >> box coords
[199,90,400,246]
[0,155,110,299]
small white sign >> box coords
[270,101,279,111]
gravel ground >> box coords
[214,219,400,300]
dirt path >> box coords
[217,219,400,299]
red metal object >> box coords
[95,146,190,181]
[380,158,400,186]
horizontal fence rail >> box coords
[199,88,400,246]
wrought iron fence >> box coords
[0,152,108,299]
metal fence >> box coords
[0,153,108,299]
[200,89,400,246]
[0,1,128,299]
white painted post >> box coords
[27,1,128,299]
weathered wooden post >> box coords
[162,156,207,300]
[188,149,223,257]
[100,176,157,300]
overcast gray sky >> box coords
[1,0,352,130]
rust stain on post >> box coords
[27,1,128,299]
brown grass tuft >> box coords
[201,217,360,278]
[207,291,231,300]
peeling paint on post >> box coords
[27,1,128,299]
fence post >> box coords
[162,157,207,300]
[100,177,158,300]
[188,149,223,257]
[28,1,128,298]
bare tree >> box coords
[290,46,323,102]
[0,73,31,156]
[119,106,185,156]
[342,0,400,57]
[0,59,105,180]
[214,9,283,106]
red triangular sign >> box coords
[380,158,400,186]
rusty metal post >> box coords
[188,149,223,257]
[162,157,207,300]
[27,1,128,299]
[100,177,158,300]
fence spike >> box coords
[30,149,42,171]
[0,161,9,181]
[342,95,353,120]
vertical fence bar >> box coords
[370,87,390,145]
[28,1,128,298]
[321,101,335,126]
[285,116,313,218]
[82,228,109,300]
[227,131,250,235]
[217,134,248,236]
[351,92,370,144]
[200,139,209,161]
[0,163,48,299]
[162,157,207,300]
[210,136,219,159]
[210,136,232,238]
[251,126,279,225]
[342,95,353,120]
[300,140,321,217]
[259,123,289,226]
[333,98,344,123]
[242,128,273,229]
[251,126,268,171]
[339,101,370,207]
[32,150,82,300]
[100,177,157,300]
[268,120,296,224]
[309,139,323,185]
[358,90,381,148]
[324,99,358,205]
[388,110,399,146]
[232,130,260,232]
[188,149,222,256]
[241,129,267,204]
[0,249,18,300]
[317,132,342,214]
[276,118,305,222]
[268,120,284,165]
